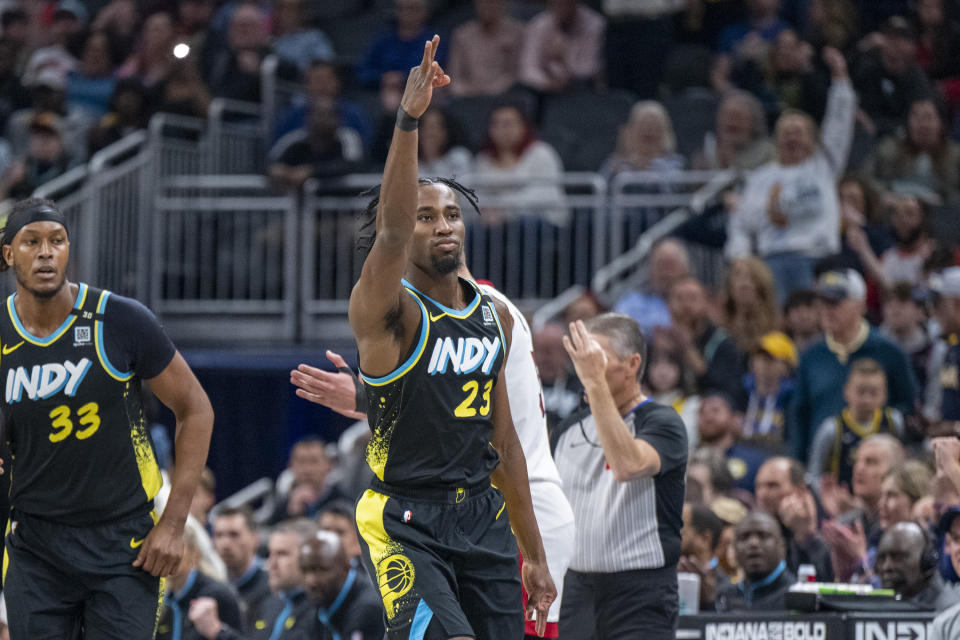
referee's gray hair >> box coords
[584,312,647,381]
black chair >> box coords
[539,89,635,172]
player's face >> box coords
[3,221,69,299]
[267,531,303,593]
[411,183,464,277]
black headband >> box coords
[1,204,69,246]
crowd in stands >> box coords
[5,0,960,636]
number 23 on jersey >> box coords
[455,380,492,418]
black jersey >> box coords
[359,277,506,488]
[0,283,176,525]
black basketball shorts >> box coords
[3,508,163,640]
[355,481,523,640]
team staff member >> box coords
[0,197,214,638]
[554,314,687,639]
[346,35,555,638]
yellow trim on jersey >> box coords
[130,386,163,501]
[6,282,86,346]
[94,290,134,382]
[360,288,430,387]
[2,517,10,583]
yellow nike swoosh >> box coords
[130,537,145,549]
[2,342,24,355]
[429,312,447,322]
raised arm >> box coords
[348,35,450,373]
[819,47,856,177]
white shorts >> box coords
[529,480,575,628]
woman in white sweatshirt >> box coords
[726,47,856,304]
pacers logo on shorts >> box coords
[377,553,415,618]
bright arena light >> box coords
[173,43,190,59]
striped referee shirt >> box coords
[554,400,687,573]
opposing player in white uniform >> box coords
[291,277,575,639]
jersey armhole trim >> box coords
[7,282,86,346]
[94,290,134,382]
[359,288,430,387]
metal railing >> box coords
[208,98,266,175]
[152,175,299,342]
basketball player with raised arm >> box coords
[344,36,556,639]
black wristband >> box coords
[396,106,419,131]
[340,365,366,413]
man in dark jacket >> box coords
[717,512,796,612]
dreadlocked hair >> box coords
[355,177,480,263]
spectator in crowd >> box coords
[808,358,906,485]
[716,511,796,612]
[267,97,364,193]
[212,505,272,630]
[251,518,319,639]
[925,267,960,424]
[755,457,835,581]
[0,37,31,133]
[271,436,341,523]
[602,0,684,98]
[678,503,730,611]
[1,111,76,200]
[644,337,701,451]
[726,47,854,301]
[878,461,934,532]
[176,0,216,48]
[418,106,472,178]
[563,290,606,325]
[300,530,381,640]
[822,434,906,582]
[602,100,685,179]
[473,102,568,225]
[615,238,690,335]
[740,332,796,452]
[666,276,746,400]
[189,467,217,530]
[804,0,859,51]
[915,0,960,91]
[92,0,140,41]
[117,11,177,89]
[789,269,916,461]
[275,61,371,148]
[932,505,960,638]
[201,3,292,103]
[718,0,789,54]
[22,0,87,84]
[867,99,960,206]
[554,314,687,639]
[357,0,442,89]
[697,391,769,493]
[158,518,244,640]
[157,56,212,118]
[87,77,150,155]
[876,521,960,611]
[839,175,891,273]
[271,0,333,72]
[7,69,90,165]
[689,446,739,512]
[862,196,936,291]
[519,0,606,93]
[447,0,524,97]
[783,289,822,354]
[853,16,934,138]
[318,500,364,564]
[881,282,934,392]
[721,257,778,354]
[534,322,583,432]
[691,89,773,171]
[66,29,122,121]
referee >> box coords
[554,314,687,638]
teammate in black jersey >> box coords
[347,36,555,639]
[0,198,214,639]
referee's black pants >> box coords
[559,565,678,640]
